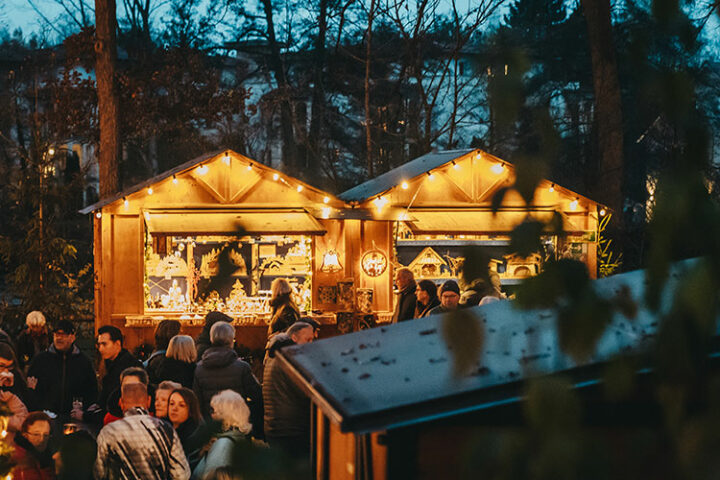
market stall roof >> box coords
[339,149,474,203]
[338,149,603,210]
[80,149,341,214]
[143,208,326,235]
[277,259,704,434]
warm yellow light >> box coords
[197,164,209,175]
[223,154,231,165]
[0,429,6,438]
[48,147,55,156]
[147,187,153,195]
[401,181,409,190]
[297,185,304,192]
[320,250,343,273]
[491,163,504,174]
[273,173,280,181]
[427,172,435,181]
[321,206,331,219]
[452,161,460,170]
[570,199,579,211]
[599,208,606,216]
[123,198,129,209]
[374,196,388,211]
[172,175,178,185]
[549,184,555,193]
[323,196,330,204]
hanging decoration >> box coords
[361,248,388,277]
[320,250,343,273]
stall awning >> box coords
[144,209,327,235]
[406,209,586,233]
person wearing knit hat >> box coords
[428,280,461,316]
[16,311,51,367]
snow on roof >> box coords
[277,260,698,434]
[339,149,475,203]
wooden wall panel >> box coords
[328,421,356,480]
[358,221,393,312]
[111,215,144,316]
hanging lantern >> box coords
[361,249,388,277]
[320,250,343,273]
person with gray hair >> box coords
[192,321,262,434]
[95,382,190,480]
[392,267,417,323]
[16,311,51,366]
[192,390,252,479]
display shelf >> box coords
[414,276,525,286]
[397,239,511,247]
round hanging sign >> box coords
[361,249,388,277]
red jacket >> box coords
[11,438,55,480]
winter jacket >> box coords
[12,434,55,480]
[0,390,28,432]
[16,329,51,366]
[268,295,300,335]
[195,312,233,359]
[144,349,166,378]
[428,304,457,316]
[150,357,195,388]
[392,282,417,323]
[85,349,141,427]
[192,346,262,421]
[95,407,190,480]
[27,344,97,418]
[262,335,309,438]
[415,297,440,318]
[191,429,249,480]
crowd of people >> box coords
[0,278,317,480]
[391,267,508,323]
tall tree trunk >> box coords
[95,0,120,198]
[581,0,624,226]
[364,0,376,178]
[307,0,328,173]
[260,0,297,174]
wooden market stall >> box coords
[82,147,605,351]
[276,262,699,480]
[339,149,605,292]
[80,149,385,352]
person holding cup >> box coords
[26,320,97,422]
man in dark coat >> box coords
[192,321,262,427]
[392,267,417,322]
[428,280,462,315]
[27,320,97,421]
[262,322,314,459]
[85,325,141,427]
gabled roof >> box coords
[277,259,701,434]
[339,149,474,202]
[80,149,337,214]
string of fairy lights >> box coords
[95,150,608,220]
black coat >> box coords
[262,335,309,438]
[193,346,262,423]
[151,357,195,388]
[27,344,97,417]
[392,283,417,323]
[16,329,51,366]
[415,297,440,318]
[88,349,141,425]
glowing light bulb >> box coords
[570,199,579,211]
[123,198,129,209]
[549,184,555,193]
[273,173,280,181]
[599,208,606,216]
[321,206,331,219]
[48,147,55,156]
[147,187,153,195]
[374,196,388,211]
[95,212,102,219]
[1,429,6,438]
[401,181,409,190]
[246,164,253,171]
[427,172,435,181]
[452,161,460,170]
[196,164,208,175]
[297,185,304,192]
[172,175,178,185]
[491,163,504,174]
[223,154,231,165]
[323,196,330,204]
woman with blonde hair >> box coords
[268,278,300,335]
[152,335,197,388]
[193,390,252,479]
